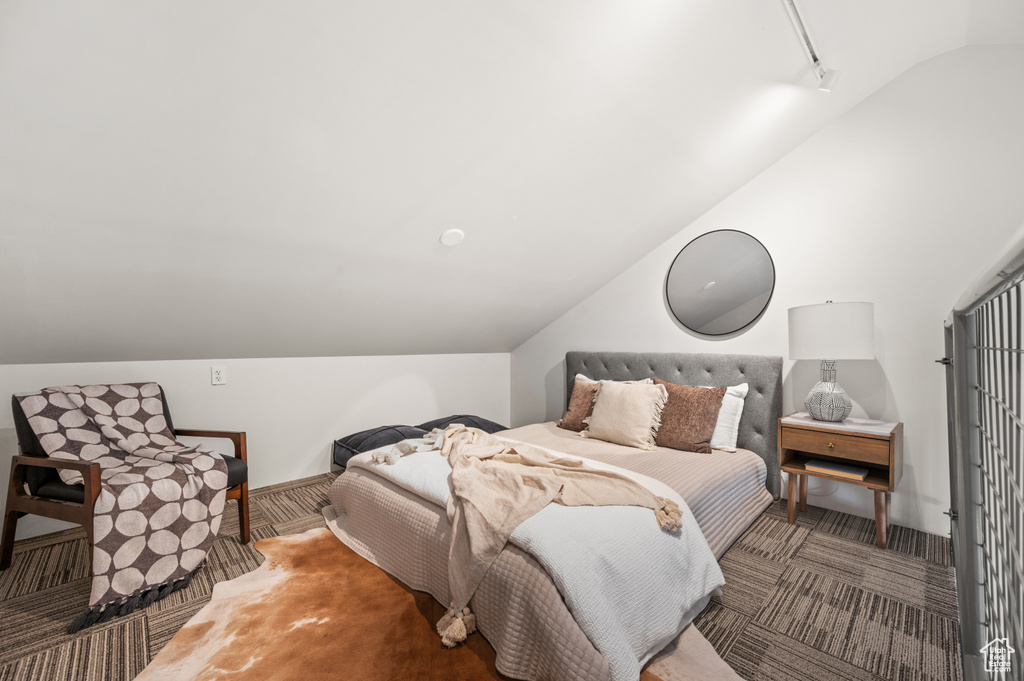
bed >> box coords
[323,351,782,681]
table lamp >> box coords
[788,301,875,422]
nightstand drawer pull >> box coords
[827,442,834,448]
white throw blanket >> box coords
[348,436,724,681]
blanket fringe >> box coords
[67,567,199,634]
[436,605,477,648]
[655,497,683,532]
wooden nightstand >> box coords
[778,413,903,548]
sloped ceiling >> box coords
[0,0,1016,363]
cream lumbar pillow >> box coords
[582,381,669,450]
[558,375,653,432]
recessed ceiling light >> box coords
[440,229,465,247]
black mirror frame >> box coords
[664,229,776,337]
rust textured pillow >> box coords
[653,379,727,453]
[558,375,653,432]
[558,375,600,432]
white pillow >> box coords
[704,383,748,452]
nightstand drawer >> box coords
[781,427,890,465]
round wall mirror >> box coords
[665,230,775,336]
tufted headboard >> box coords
[565,351,782,498]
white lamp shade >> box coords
[788,302,875,360]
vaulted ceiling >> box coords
[1,0,1021,364]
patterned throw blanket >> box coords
[17,383,229,632]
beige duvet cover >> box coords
[323,422,772,681]
[499,422,774,559]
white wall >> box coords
[510,45,1024,537]
[2,353,510,539]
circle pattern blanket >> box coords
[17,383,229,631]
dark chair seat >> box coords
[33,455,248,505]
[224,454,247,488]
[35,479,86,504]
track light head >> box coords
[817,69,840,92]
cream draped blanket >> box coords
[417,425,683,646]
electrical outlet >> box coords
[211,366,227,386]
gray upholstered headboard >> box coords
[565,351,782,498]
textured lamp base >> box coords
[805,360,852,422]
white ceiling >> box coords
[0,0,1019,364]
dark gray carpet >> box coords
[0,478,960,681]
[695,501,961,681]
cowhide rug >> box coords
[138,528,742,681]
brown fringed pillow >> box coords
[653,379,727,453]
[558,375,652,432]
